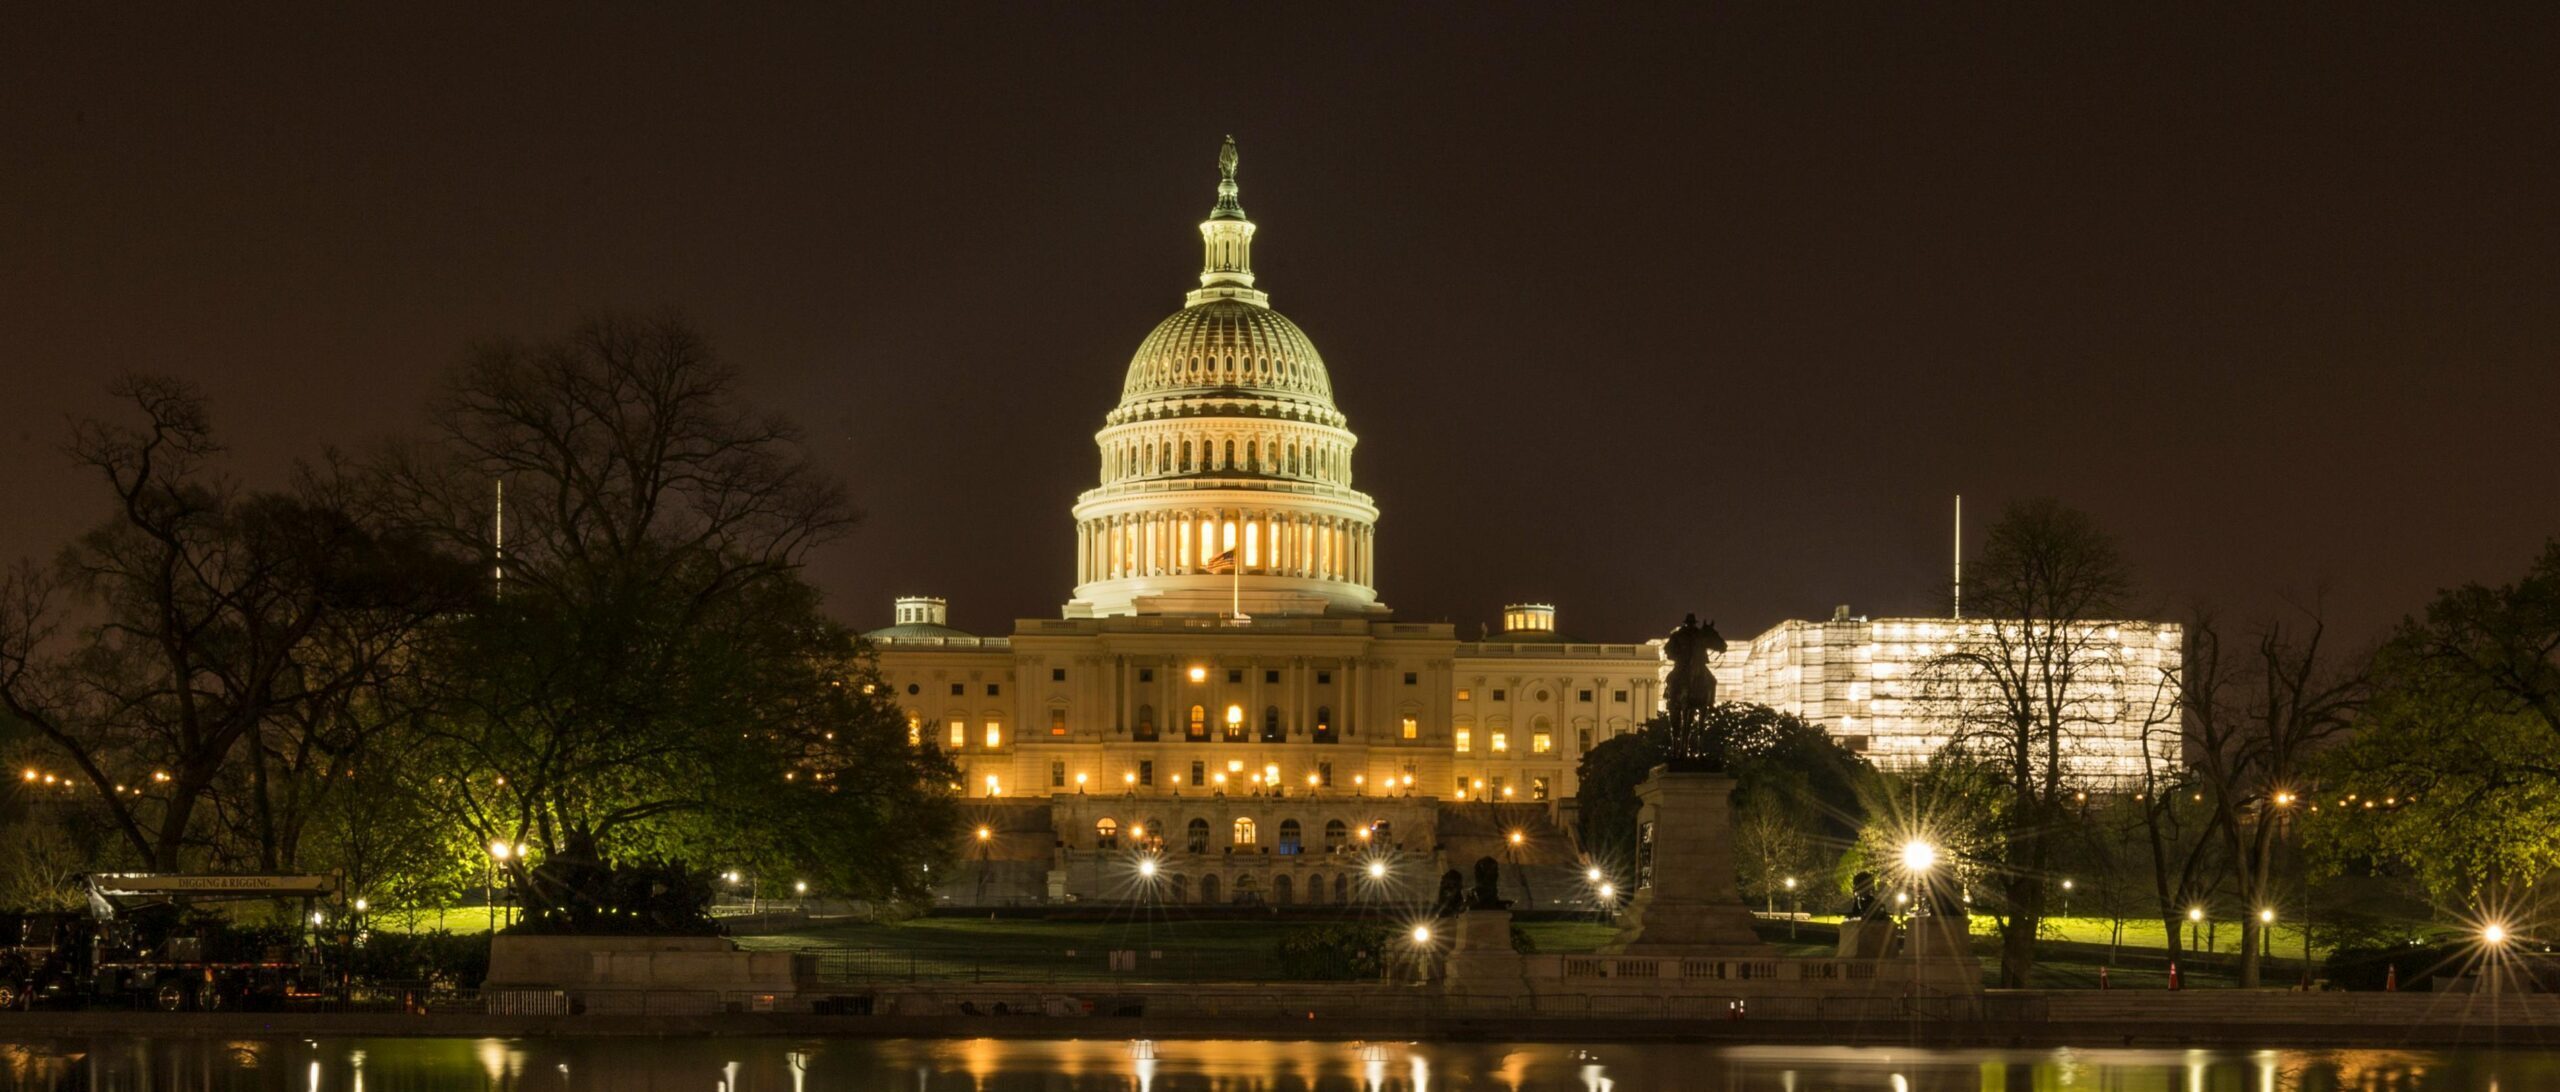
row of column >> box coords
[1078,510,1373,586]
[1110,654,1361,739]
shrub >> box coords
[1275,923,1389,980]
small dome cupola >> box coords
[1502,604,1558,636]
[894,596,949,627]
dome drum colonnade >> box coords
[1067,137,1383,618]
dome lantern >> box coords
[1191,135,1266,307]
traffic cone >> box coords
[2099,965,2110,990]
[2386,964,2398,992]
[2167,961,2181,991]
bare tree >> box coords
[1925,498,2136,986]
[0,378,455,872]
[2184,604,2366,986]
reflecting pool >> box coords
[3,1037,2557,1090]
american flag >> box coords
[1203,547,1238,575]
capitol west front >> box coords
[868,142,1652,906]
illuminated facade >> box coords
[1716,611,2184,782]
[869,141,1654,906]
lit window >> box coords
[1188,666,1207,683]
[1050,709,1068,736]
[1491,732,1509,753]
[1228,759,1244,773]
[1532,776,1551,801]
[1532,732,1552,754]
[1401,716,1418,740]
[1455,729,1472,753]
[907,715,920,746]
[984,722,1002,748]
[1096,818,1119,848]
[1457,688,1472,701]
[948,720,965,749]
[983,773,1001,796]
[1233,818,1257,846]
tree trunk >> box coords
[1999,871,2041,986]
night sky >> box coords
[6,7,2555,646]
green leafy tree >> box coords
[2315,542,2560,906]
[393,316,958,908]
[1574,703,1869,891]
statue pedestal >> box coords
[1600,766,1774,956]
[1441,908,1528,995]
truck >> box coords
[0,872,342,1011]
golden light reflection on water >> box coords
[0,1037,2552,1089]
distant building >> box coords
[1718,609,2184,783]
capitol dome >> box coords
[1065,138,1383,620]
[1114,299,1339,420]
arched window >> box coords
[1262,705,1282,743]
[1095,818,1119,849]
[1134,704,1157,742]
[1324,819,1348,850]
[1278,819,1302,855]
[1143,819,1164,849]
[1306,873,1324,904]
[1223,704,1247,743]
[1224,440,1236,468]
[1373,820,1393,844]
[1188,705,1208,742]
[1246,439,1257,470]
[1181,440,1192,472]
[1199,874,1219,904]
[1334,874,1349,902]
[1314,706,1335,744]
[1233,817,1257,846]
[1186,818,1210,854]
[1273,874,1294,905]
[1169,874,1189,902]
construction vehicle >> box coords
[0,873,343,1011]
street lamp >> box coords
[1784,876,1800,937]
[2060,878,2074,918]
[486,841,513,932]
[2188,906,2205,953]
[2484,922,2510,946]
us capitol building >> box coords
[867,140,2179,908]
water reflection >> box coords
[0,1037,2554,1090]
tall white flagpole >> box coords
[1952,494,1963,620]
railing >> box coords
[1552,957,1878,982]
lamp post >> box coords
[2187,906,2205,955]
[486,841,512,933]
[1900,839,1937,1006]
[2060,878,2074,920]
[1783,876,1800,938]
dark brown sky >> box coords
[5,7,2556,645]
